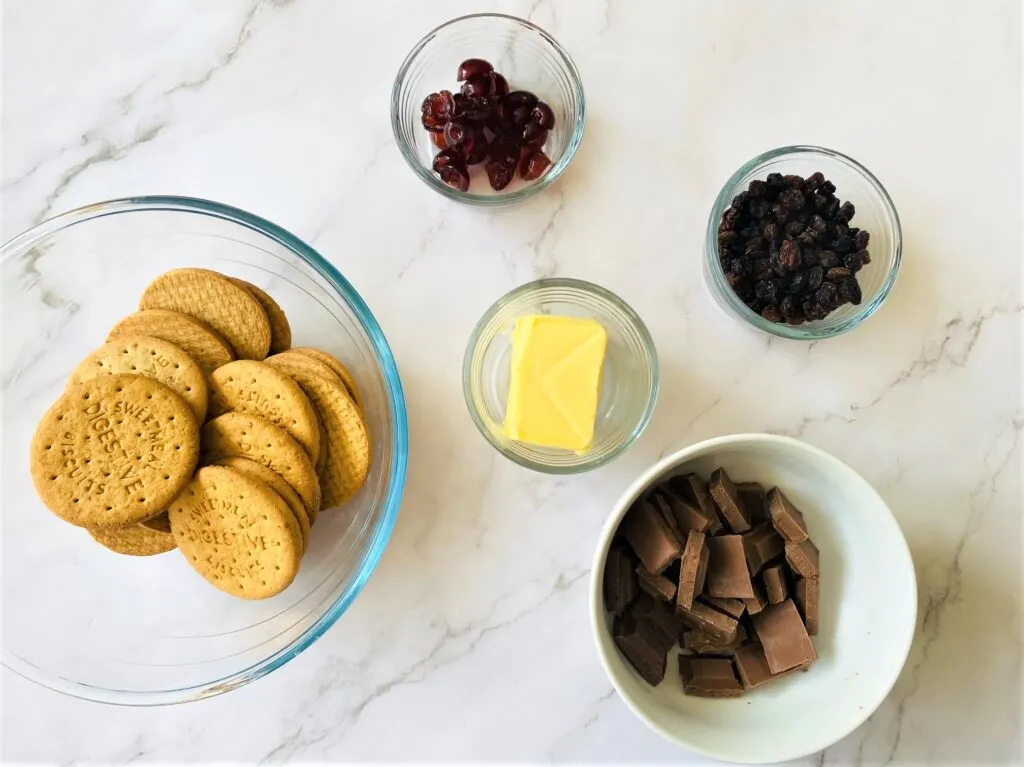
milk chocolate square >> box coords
[657,487,713,534]
[795,576,820,635]
[702,595,746,619]
[734,642,809,689]
[614,612,668,686]
[604,543,638,615]
[743,522,785,574]
[762,564,788,604]
[736,481,767,524]
[706,535,755,599]
[751,599,818,674]
[677,600,739,645]
[676,530,708,610]
[630,593,682,650]
[621,499,682,573]
[668,473,723,534]
[767,488,809,543]
[637,565,677,603]
[785,539,820,579]
[648,492,685,542]
[679,656,744,698]
[709,468,751,533]
[742,581,769,615]
[682,624,747,655]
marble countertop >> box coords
[2,0,1021,763]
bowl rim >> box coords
[703,145,903,340]
[0,195,410,706]
[390,12,587,207]
[588,433,917,763]
[462,277,659,474]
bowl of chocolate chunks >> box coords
[589,434,916,764]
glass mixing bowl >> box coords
[0,196,408,704]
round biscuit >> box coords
[266,351,344,389]
[290,348,362,408]
[212,456,311,551]
[200,412,320,518]
[107,309,233,375]
[139,268,271,360]
[30,374,199,529]
[264,357,369,509]
[168,466,301,599]
[228,278,292,355]
[207,360,320,465]
[141,510,172,533]
[90,523,177,556]
[68,334,208,423]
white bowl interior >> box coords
[590,435,916,764]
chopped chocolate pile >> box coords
[606,470,822,698]
[717,172,871,325]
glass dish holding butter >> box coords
[463,278,658,473]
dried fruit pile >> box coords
[717,172,872,324]
[421,58,554,192]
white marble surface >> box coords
[2,0,1021,763]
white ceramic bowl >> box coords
[589,434,916,764]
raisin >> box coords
[855,230,870,249]
[826,267,852,281]
[744,236,765,255]
[834,235,853,254]
[755,279,782,305]
[816,282,839,311]
[733,191,751,209]
[802,248,819,267]
[721,207,741,230]
[780,239,801,270]
[819,250,840,268]
[771,203,789,222]
[748,179,768,198]
[752,259,773,280]
[807,214,826,236]
[821,180,836,195]
[749,198,769,219]
[762,221,779,242]
[766,172,785,190]
[839,277,862,305]
[761,305,783,323]
[785,219,805,237]
[784,174,805,190]
[718,230,738,249]
[807,265,824,291]
[779,188,805,211]
[730,258,752,278]
[805,172,825,192]
[739,225,761,239]
[812,193,828,210]
[825,198,840,218]
[844,250,868,272]
[780,296,805,324]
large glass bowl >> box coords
[0,196,408,704]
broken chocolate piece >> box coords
[637,565,677,602]
[742,581,769,615]
[614,612,668,685]
[751,599,817,674]
[683,624,748,655]
[762,564,788,604]
[657,488,713,534]
[677,600,739,645]
[621,499,683,573]
[604,544,639,615]
[785,539,820,579]
[668,473,722,534]
[676,530,708,610]
[734,642,808,689]
[701,595,746,620]
[679,656,744,698]
[630,593,682,650]
[743,522,785,574]
[709,468,751,533]
[706,535,755,599]
[648,493,685,541]
[767,487,809,543]
[736,481,767,524]
[795,577,820,635]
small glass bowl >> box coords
[391,13,586,207]
[704,145,902,340]
[463,279,658,473]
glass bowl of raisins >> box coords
[391,13,585,206]
[705,146,902,339]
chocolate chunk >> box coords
[621,499,683,573]
[795,577,820,635]
[736,481,767,524]
[762,564,788,604]
[751,599,817,674]
[668,473,722,533]
[785,539,820,579]
[743,522,785,574]
[706,535,755,599]
[767,488,809,543]
[614,612,668,685]
[734,642,809,689]
[648,493,685,541]
[676,530,709,610]
[630,593,682,650]
[742,581,769,615]
[604,544,638,615]
[637,565,677,602]
[657,488,713,533]
[701,595,746,619]
[679,656,744,698]
[709,468,751,533]
[682,623,747,655]
[678,600,739,645]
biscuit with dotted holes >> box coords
[107,309,234,375]
[211,456,311,551]
[141,510,172,533]
[89,522,177,556]
[168,466,301,599]
[200,412,320,518]
[208,360,320,465]
[290,347,362,408]
[265,350,344,390]
[68,334,208,423]
[30,374,199,529]
[228,278,292,355]
[139,268,271,360]
[264,356,369,509]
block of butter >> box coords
[503,314,608,452]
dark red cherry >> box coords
[518,149,551,181]
[531,101,555,129]
[421,90,455,119]
[432,148,465,174]
[438,165,470,192]
[461,75,491,99]
[421,112,446,132]
[486,158,515,191]
[489,72,509,99]
[430,130,449,149]
[443,120,470,149]
[461,97,491,120]
[505,90,538,110]
[522,122,548,148]
[466,128,489,165]
[456,58,494,82]
[510,105,532,127]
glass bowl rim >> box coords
[462,277,660,474]
[0,195,410,705]
[390,12,587,207]
[704,144,903,340]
